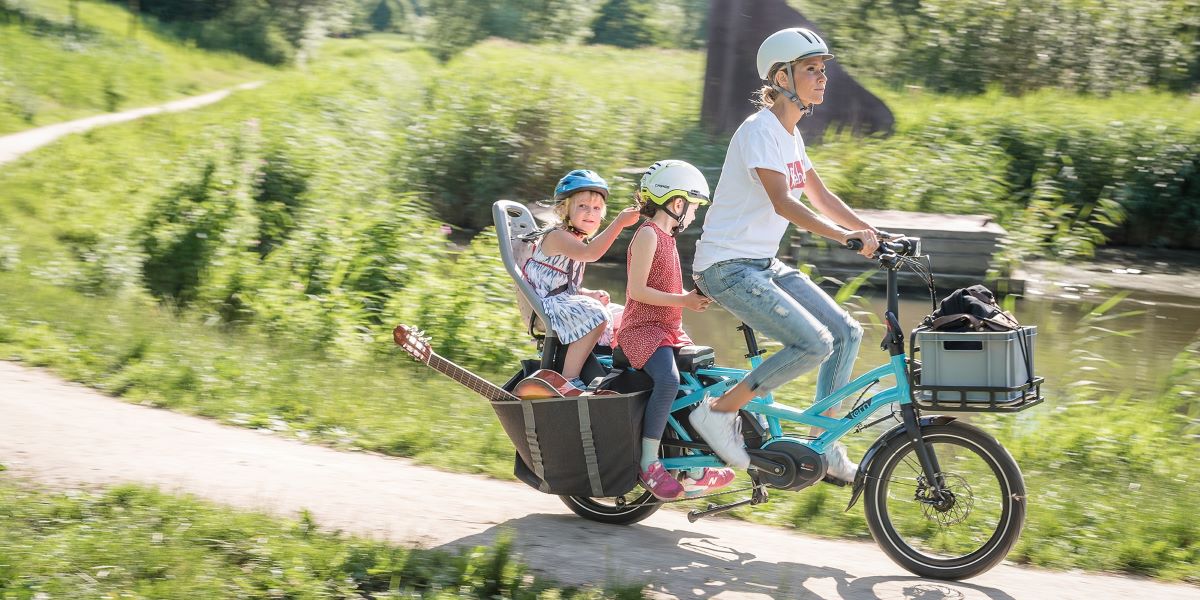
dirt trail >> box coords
[1,361,1195,600]
[0,82,263,165]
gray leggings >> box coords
[642,346,680,441]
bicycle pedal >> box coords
[821,474,850,487]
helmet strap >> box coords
[771,62,814,117]
[659,201,687,238]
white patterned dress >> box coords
[523,244,621,346]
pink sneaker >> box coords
[639,461,685,501]
[682,468,737,497]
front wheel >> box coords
[864,421,1026,580]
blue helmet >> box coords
[552,169,609,203]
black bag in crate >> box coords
[915,285,1035,388]
[922,284,1020,333]
[496,362,648,497]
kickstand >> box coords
[687,471,769,523]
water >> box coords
[586,263,1200,399]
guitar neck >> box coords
[426,353,516,402]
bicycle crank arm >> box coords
[746,452,789,477]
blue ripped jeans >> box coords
[694,258,863,400]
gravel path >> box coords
[0,82,263,165]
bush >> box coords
[590,0,660,48]
[399,42,702,231]
[424,0,485,62]
[425,0,592,60]
[127,0,315,64]
[816,99,1200,250]
[138,129,261,309]
[385,228,531,370]
[799,0,1200,94]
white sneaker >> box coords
[825,442,859,485]
[688,400,751,470]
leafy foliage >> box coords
[814,91,1200,250]
[399,42,703,231]
[590,0,660,49]
[114,0,332,64]
[385,229,532,369]
[799,0,1200,94]
[138,128,262,308]
[425,0,588,61]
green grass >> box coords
[0,0,272,134]
[0,479,638,598]
[0,274,521,481]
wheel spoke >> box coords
[868,432,1019,568]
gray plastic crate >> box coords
[915,326,1037,402]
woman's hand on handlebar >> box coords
[841,229,880,258]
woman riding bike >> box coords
[688,27,884,483]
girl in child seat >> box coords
[616,160,737,500]
[524,169,640,389]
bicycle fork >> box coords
[899,403,949,499]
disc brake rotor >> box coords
[917,473,974,527]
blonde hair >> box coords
[756,85,779,108]
[552,190,607,237]
[755,62,790,108]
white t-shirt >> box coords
[693,108,813,273]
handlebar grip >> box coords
[844,237,920,257]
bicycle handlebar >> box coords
[844,236,920,257]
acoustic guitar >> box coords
[393,325,615,401]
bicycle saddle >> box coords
[611,345,716,374]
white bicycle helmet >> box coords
[756,27,834,80]
[639,160,709,236]
[640,160,710,207]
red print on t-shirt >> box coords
[787,161,806,190]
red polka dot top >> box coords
[615,222,693,369]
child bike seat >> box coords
[611,345,716,374]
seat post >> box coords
[739,323,765,360]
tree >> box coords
[590,0,659,48]
[426,0,485,61]
[368,0,392,31]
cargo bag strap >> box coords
[1016,326,1034,385]
[577,399,605,497]
[520,401,551,493]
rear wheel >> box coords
[560,410,697,525]
[559,490,661,525]
[864,421,1026,580]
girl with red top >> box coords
[616,160,735,500]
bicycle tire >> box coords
[864,421,1026,579]
[559,491,661,525]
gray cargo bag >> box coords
[496,361,649,497]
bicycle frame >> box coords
[656,351,911,471]
[653,260,931,480]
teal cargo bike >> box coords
[490,200,1044,580]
